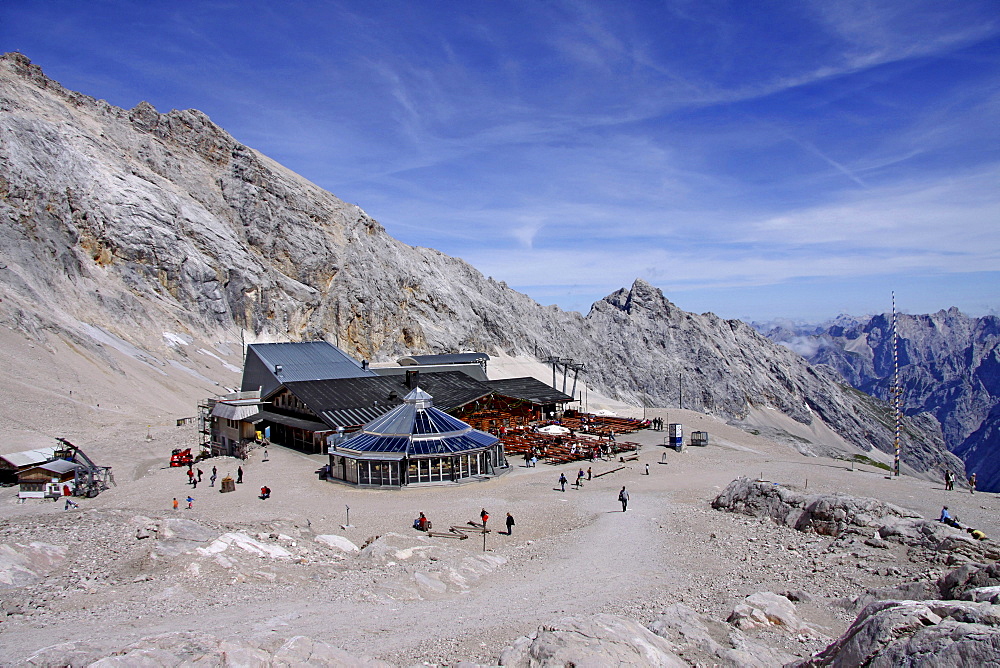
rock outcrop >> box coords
[499,614,687,667]
[24,632,391,667]
[0,52,954,476]
[648,603,799,667]
[791,600,1000,667]
[711,477,919,537]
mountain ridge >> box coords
[760,308,1000,490]
[0,52,957,479]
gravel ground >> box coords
[1,328,997,665]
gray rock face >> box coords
[648,603,798,667]
[24,631,391,667]
[761,310,1000,491]
[711,478,920,537]
[499,614,687,667]
[0,542,67,588]
[855,562,1000,611]
[0,52,953,477]
[790,600,1000,668]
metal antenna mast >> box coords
[892,291,902,477]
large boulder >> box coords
[149,518,215,557]
[499,614,687,667]
[791,599,1000,667]
[648,602,798,667]
[727,592,814,634]
[712,478,918,537]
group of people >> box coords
[556,471,630,513]
[939,506,987,540]
[557,467,598,492]
[943,469,978,493]
[172,496,195,510]
[413,508,516,535]
[650,417,666,431]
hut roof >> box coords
[274,371,492,429]
[0,446,59,470]
[242,341,375,397]
[484,377,574,405]
[397,352,489,366]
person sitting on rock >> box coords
[939,506,961,528]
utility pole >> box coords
[892,292,902,477]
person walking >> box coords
[945,469,954,491]
[559,473,567,492]
[969,473,977,494]
[505,512,515,535]
[587,466,592,481]
[480,508,489,527]
[186,496,194,509]
[172,497,178,511]
[209,472,217,487]
[618,486,629,512]
[237,466,243,484]
[64,497,79,510]
[263,448,269,462]
[645,463,650,475]
[576,468,584,488]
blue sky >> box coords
[3,1,998,322]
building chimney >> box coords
[406,369,419,388]
[274,364,283,374]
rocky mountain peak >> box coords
[0,52,960,481]
[597,278,676,319]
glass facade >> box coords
[329,443,504,487]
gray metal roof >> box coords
[485,377,575,405]
[0,447,59,469]
[242,342,376,397]
[276,371,493,430]
[28,459,86,475]
[212,401,265,420]
[254,410,330,432]
[398,353,490,366]
[373,363,488,382]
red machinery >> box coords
[169,448,193,467]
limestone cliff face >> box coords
[762,310,1000,490]
[0,53,956,477]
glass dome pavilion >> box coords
[326,387,505,486]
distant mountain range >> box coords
[0,52,961,481]
[758,310,1000,491]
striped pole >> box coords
[892,292,901,477]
